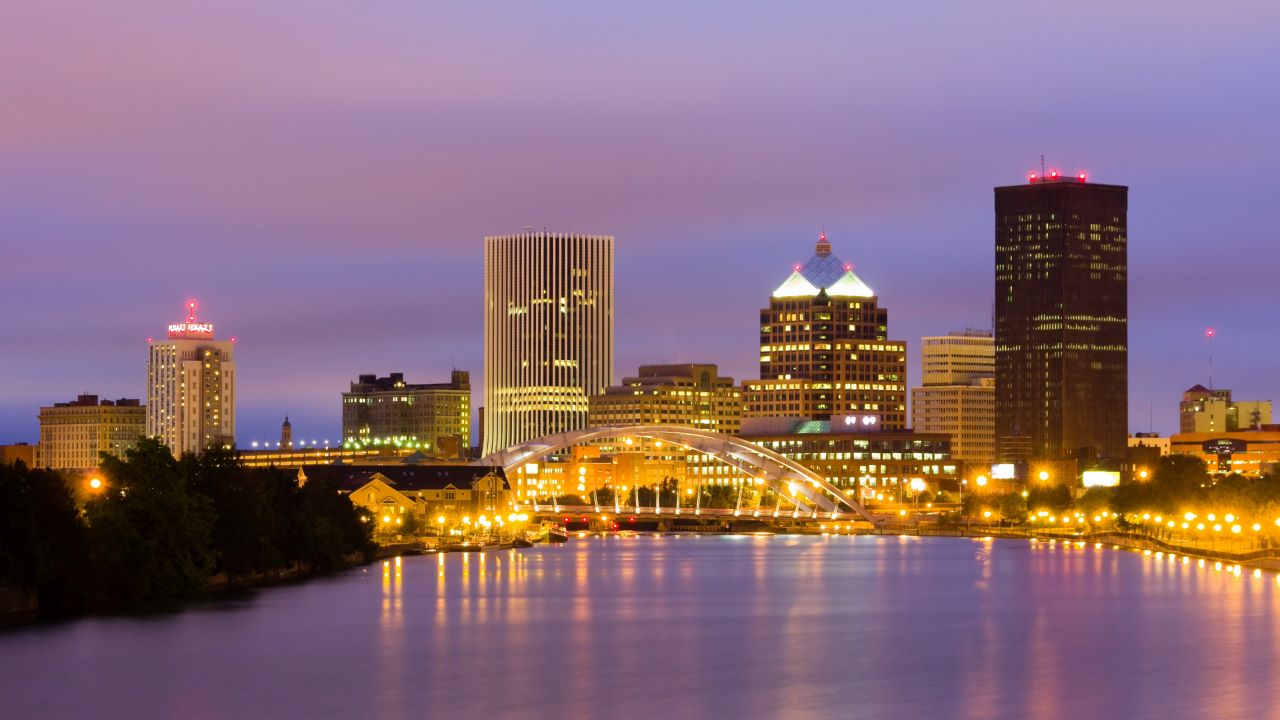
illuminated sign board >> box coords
[1082,471,1120,488]
[834,414,880,433]
[990,463,1017,480]
[1202,439,1247,455]
[167,322,215,339]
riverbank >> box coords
[862,524,1280,572]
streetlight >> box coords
[1038,470,1050,482]
[975,475,989,488]
[88,477,103,491]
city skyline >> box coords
[4,3,1279,443]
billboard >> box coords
[1082,470,1120,488]
[991,463,1017,480]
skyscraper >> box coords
[911,331,995,467]
[146,300,236,456]
[483,231,613,455]
[743,233,907,428]
[995,170,1128,462]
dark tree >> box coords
[86,438,216,609]
[0,462,91,615]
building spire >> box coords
[815,230,831,257]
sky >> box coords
[2,1,1278,445]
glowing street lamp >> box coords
[1038,470,1050,482]
[975,475,988,488]
[87,477,104,491]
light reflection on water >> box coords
[1,536,1278,720]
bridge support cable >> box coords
[478,425,876,524]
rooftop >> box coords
[772,233,874,299]
[300,464,508,493]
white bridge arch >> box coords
[476,425,875,523]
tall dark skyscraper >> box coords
[994,170,1128,462]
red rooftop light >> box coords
[1206,328,1216,338]
[1028,172,1038,183]
[844,263,852,271]
[794,264,802,272]
[1078,172,1087,182]
[1049,169,1059,179]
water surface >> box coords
[2,535,1278,719]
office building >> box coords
[483,231,614,455]
[342,371,471,456]
[588,363,742,434]
[911,331,996,467]
[147,299,236,456]
[38,395,145,471]
[1179,385,1271,433]
[743,232,907,428]
[740,418,957,502]
[1169,427,1280,477]
[995,170,1128,461]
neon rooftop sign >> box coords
[167,299,216,339]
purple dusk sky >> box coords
[2,1,1278,445]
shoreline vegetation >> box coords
[0,439,373,624]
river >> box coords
[2,534,1278,719]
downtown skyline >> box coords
[3,2,1279,443]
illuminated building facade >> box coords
[911,331,996,467]
[483,231,614,455]
[588,364,742,434]
[1169,428,1280,477]
[37,395,145,471]
[1179,385,1271,434]
[341,371,470,456]
[146,300,236,457]
[743,233,907,428]
[740,420,957,501]
[995,171,1128,461]
[301,465,512,527]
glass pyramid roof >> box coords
[801,252,848,288]
[772,232,875,298]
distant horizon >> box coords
[4,2,1278,445]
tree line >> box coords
[0,438,372,617]
[961,454,1280,532]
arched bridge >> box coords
[475,425,874,523]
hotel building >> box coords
[483,231,613,455]
[146,300,236,456]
